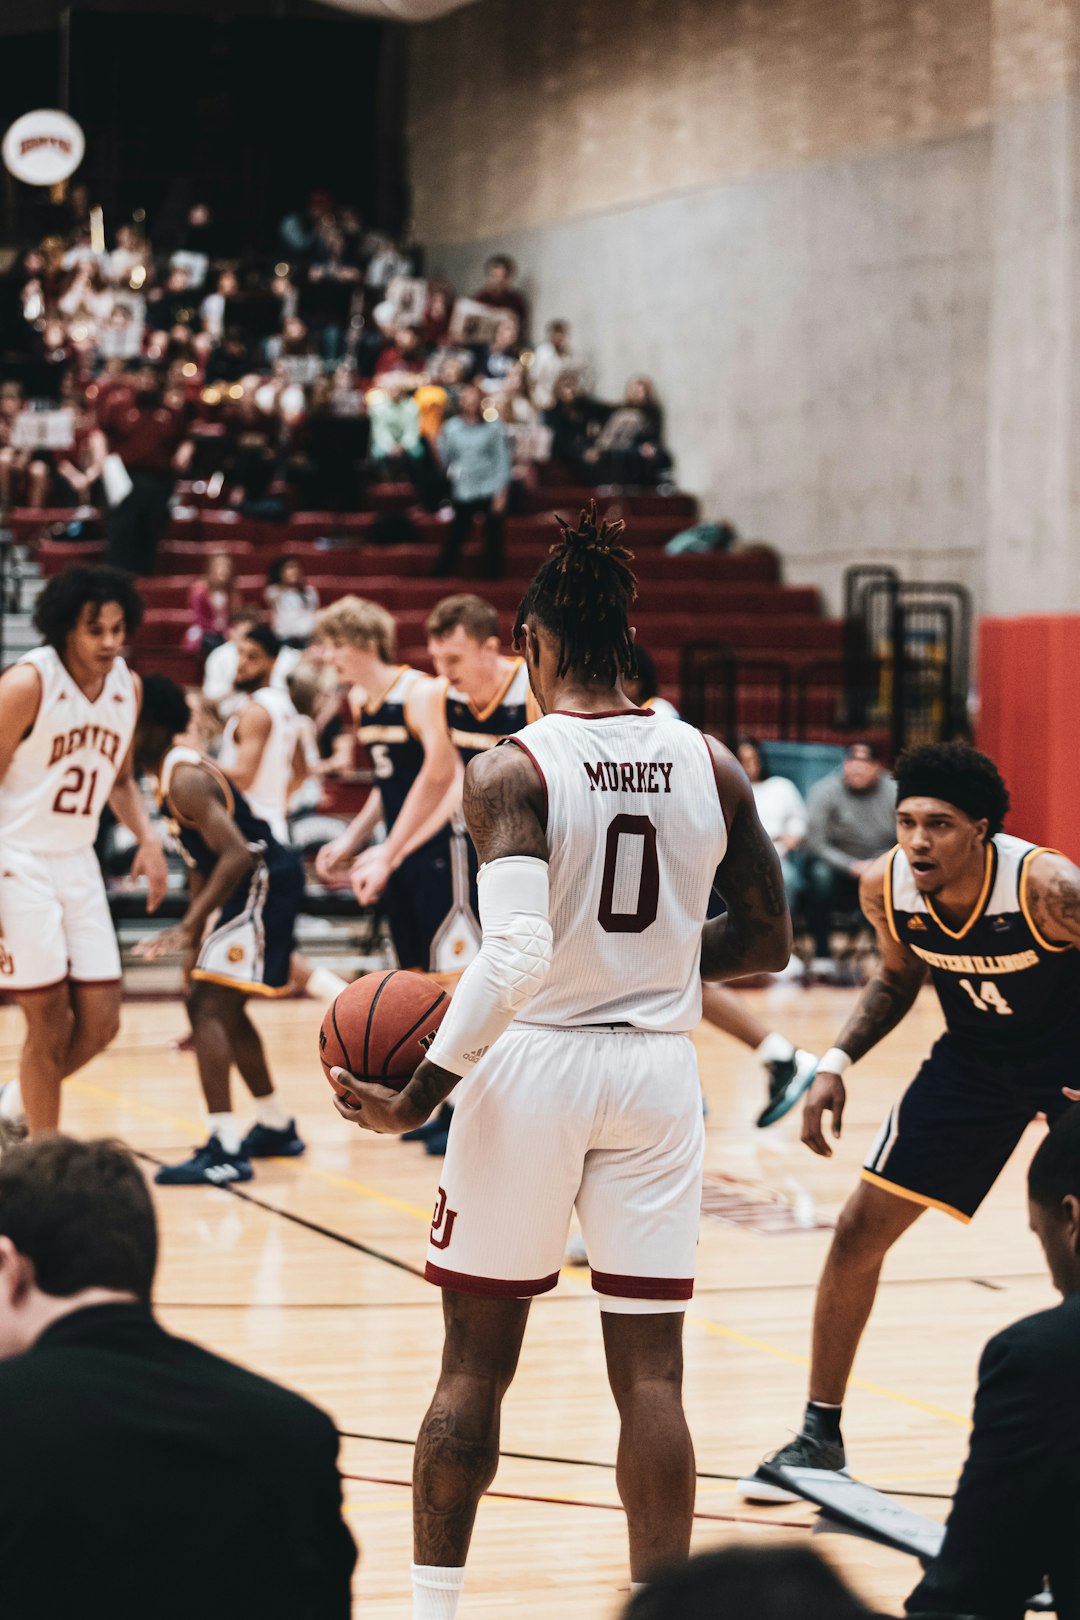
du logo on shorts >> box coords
[430,1186,458,1251]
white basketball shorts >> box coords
[0,846,120,993]
[425,1024,705,1313]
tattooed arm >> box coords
[700,737,793,979]
[1024,852,1080,1102]
[331,743,549,1133]
[801,857,927,1156]
[1025,851,1080,949]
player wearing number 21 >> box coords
[0,566,168,1139]
[332,505,792,1618]
[741,741,1080,1501]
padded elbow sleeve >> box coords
[425,856,552,1077]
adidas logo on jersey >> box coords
[462,1045,489,1063]
[907,916,927,931]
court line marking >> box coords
[336,1430,956,1501]
[71,1076,972,1429]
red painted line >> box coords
[340,1473,810,1531]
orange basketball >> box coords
[319,970,449,1097]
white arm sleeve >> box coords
[425,855,552,1077]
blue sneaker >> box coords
[155,1137,254,1186]
[402,1103,453,1144]
[241,1119,306,1159]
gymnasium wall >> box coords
[407,0,1080,616]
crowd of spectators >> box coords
[0,193,675,579]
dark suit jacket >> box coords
[0,1303,356,1619]
[907,1291,1080,1620]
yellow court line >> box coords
[686,1314,971,1429]
[68,1077,971,1431]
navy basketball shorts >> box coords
[381,833,480,976]
[862,1034,1076,1222]
[191,850,303,996]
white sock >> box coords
[630,1583,648,1595]
[411,1563,465,1619]
[305,967,350,1002]
[253,1091,291,1131]
[756,1032,796,1065]
[0,1081,24,1122]
[207,1112,242,1155]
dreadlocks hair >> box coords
[513,502,638,686]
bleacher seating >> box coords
[18,485,844,702]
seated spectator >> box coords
[805,741,897,962]
[625,1545,873,1620]
[100,365,194,577]
[364,233,411,295]
[737,738,808,915]
[58,257,114,339]
[471,252,529,340]
[185,552,240,654]
[435,382,511,579]
[476,315,521,389]
[367,374,422,477]
[908,1104,1080,1620]
[0,385,50,510]
[205,329,252,385]
[585,374,671,487]
[529,319,578,410]
[544,371,602,481]
[420,281,455,348]
[200,269,239,343]
[51,400,107,508]
[489,363,546,493]
[0,1136,356,1619]
[266,555,320,647]
[374,324,429,382]
[146,264,196,334]
[105,224,146,288]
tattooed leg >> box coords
[413,1291,532,1566]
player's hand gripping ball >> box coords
[319,970,448,1098]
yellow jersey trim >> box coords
[465,658,523,724]
[883,846,900,943]
[860,1169,971,1225]
[189,969,292,997]
[359,666,408,718]
[925,843,995,942]
[1019,846,1072,953]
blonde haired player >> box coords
[0,565,167,1138]
[333,506,792,1615]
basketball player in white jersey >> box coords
[218,623,348,1006]
[331,507,792,1615]
[0,565,168,1137]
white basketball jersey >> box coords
[0,646,137,855]
[512,709,728,1032]
[219,687,300,843]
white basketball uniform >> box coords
[218,686,300,843]
[0,646,137,992]
[426,708,729,1311]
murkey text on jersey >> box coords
[584,761,673,793]
[48,725,123,767]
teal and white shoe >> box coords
[756,1050,819,1128]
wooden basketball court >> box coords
[0,983,1053,1616]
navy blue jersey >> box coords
[159,747,292,878]
[445,658,536,766]
[351,667,435,832]
[885,833,1080,1062]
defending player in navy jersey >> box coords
[740,741,1080,1501]
[133,676,306,1186]
[313,598,462,972]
